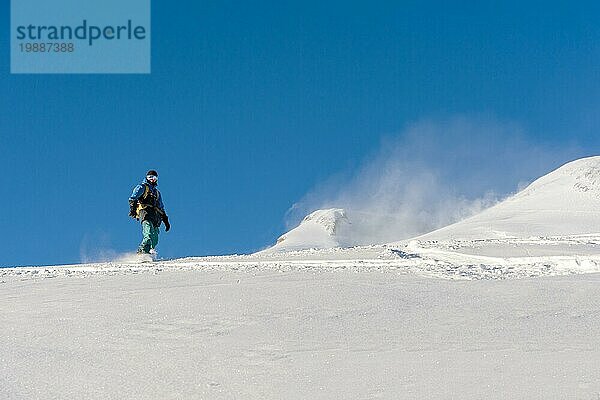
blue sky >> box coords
[1,1,600,266]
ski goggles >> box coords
[146,175,158,182]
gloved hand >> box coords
[162,215,171,232]
[129,200,138,218]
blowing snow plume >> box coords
[271,116,583,251]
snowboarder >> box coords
[128,170,171,255]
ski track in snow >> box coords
[3,235,600,282]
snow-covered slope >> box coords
[270,156,600,252]
[266,208,351,251]
[5,159,600,400]
[265,208,413,252]
[419,156,600,241]
[5,265,600,399]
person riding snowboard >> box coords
[129,170,171,254]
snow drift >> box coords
[419,155,600,241]
[270,208,350,251]
[267,208,422,252]
[271,156,600,251]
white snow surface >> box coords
[273,156,600,253]
[3,256,600,399]
[268,208,350,251]
[4,156,600,398]
[267,208,428,252]
[418,155,600,241]
[3,231,600,398]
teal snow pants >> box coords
[138,220,159,253]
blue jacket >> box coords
[129,180,165,212]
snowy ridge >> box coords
[4,234,600,281]
[419,156,600,241]
[297,208,348,236]
[267,208,351,251]
[270,156,600,252]
[4,157,600,282]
